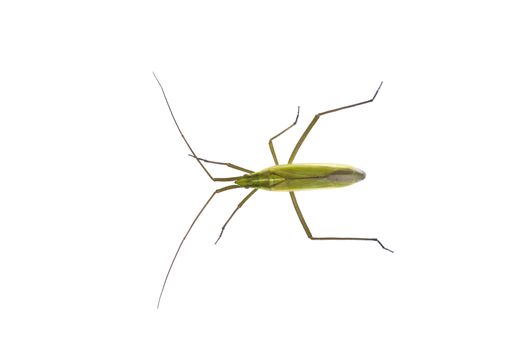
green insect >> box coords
[154,73,392,308]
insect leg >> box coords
[269,106,300,165]
[157,184,241,308]
[289,192,393,253]
[153,72,240,182]
[187,154,253,173]
[288,82,383,164]
[215,189,258,244]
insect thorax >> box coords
[235,171,285,189]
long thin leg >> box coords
[153,72,241,182]
[288,82,383,164]
[215,189,258,244]
[269,106,300,165]
[157,184,240,308]
[289,192,393,253]
[188,154,254,173]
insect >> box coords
[153,73,392,308]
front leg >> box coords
[188,154,253,173]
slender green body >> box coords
[235,163,366,191]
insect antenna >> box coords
[153,72,239,182]
[157,184,241,308]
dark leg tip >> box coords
[215,228,226,245]
[376,239,394,253]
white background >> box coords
[1,1,524,349]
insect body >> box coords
[235,163,366,191]
[153,73,392,308]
